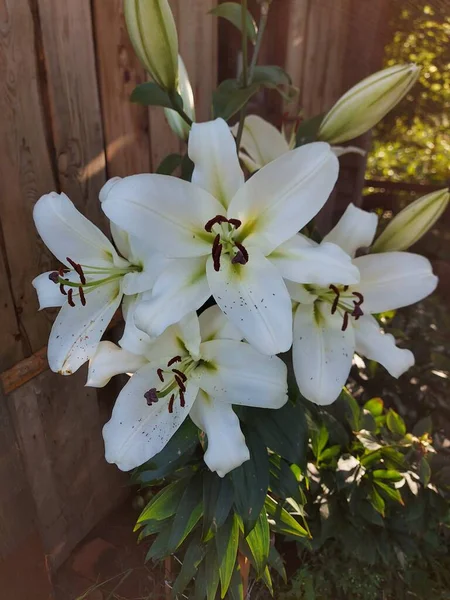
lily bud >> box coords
[318,64,420,144]
[164,56,195,140]
[124,0,178,92]
[372,188,449,252]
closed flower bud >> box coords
[318,64,420,144]
[164,56,195,140]
[124,0,178,92]
[372,188,449,252]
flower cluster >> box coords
[32,115,442,479]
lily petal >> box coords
[103,364,198,471]
[48,281,122,375]
[110,222,132,259]
[134,257,210,339]
[228,142,338,254]
[269,237,360,286]
[122,249,168,295]
[354,315,414,378]
[194,339,288,408]
[87,341,148,387]
[32,271,67,309]
[206,251,292,355]
[293,302,355,405]
[354,252,438,313]
[33,192,121,268]
[323,203,378,257]
[101,174,223,258]
[199,305,242,342]
[190,390,249,477]
[190,118,244,209]
[234,114,290,171]
[120,294,153,355]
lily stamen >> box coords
[341,311,349,331]
[168,394,175,413]
[157,368,165,382]
[204,214,228,232]
[79,287,86,307]
[167,356,182,366]
[172,368,187,382]
[67,289,75,307]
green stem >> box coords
[235,1,271,150]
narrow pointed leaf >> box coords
[203,471,234,541]
[156,153,183,175]
[245,510,270,576]
[210,2,257,43]
[131,82,183,109]
[171,533,206,597]
[268,546,287,583]
[138,478,188,524]
[216,514,240,598]
[265,496,309,539]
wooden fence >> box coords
[0,0,390,596]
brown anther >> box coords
[168,394,175,414]
[204,215,228,233]
[172,368,187,382]
[58,266,69,276]
[341,311,349,331]
[228,218,242,229]
[157,368,165,382]
[174,375,186,393]
[343,285,349,292]
[235,242,249,262]
[144,388,158,406]
[352,291,364,306]
[331,295,340,315]
[329,284,340,296]
[67,289,75,307]
[167,356,182,367]
[213,242,223,272]
[49,272,59,283]
[67,257,87,285]
[179,391,185,408]
[79,287,86,306]
[352,304,364,320]
[59,283,67,295]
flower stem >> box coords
[169,92,193,127]
[235,0,271,150]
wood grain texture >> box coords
[8,366,127,570]
[0,0,57,365]
[36,0,107,227]
[93,0,151,178]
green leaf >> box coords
[213,67,295,121]
[145,522,173,562]
[213,79,260,121]
[131,82,183,109]
[204,543,220,600]
[268,546,287,584]
[231,428,269,535]
[419,457,431,487]
[374,480,404,505]
[295,113,325,147]
[194,562,207,600]
[156,153,183,175]
[364,397,384,417]
[227,566,244,600]
[215,514,240,598]
[202,471,234,541]
[138,519,167,541]
[361,410,377,433]
[210,2,257,44]
[358,501,385,527]
[180,153,195,181]
[340,388,361,431]
[245,510,270,576]
[168,474,203,551]
[373,469,404,483]
[171,532,206,597]
[369,486,385,516]
[261,566,273,596]
[386,409,406,436]
[135,418,199,483]
[311,423,329,460]
[265,496,309,539]
[318,445,341,463]
[137,478,187,524]
[413,415,432,437]
[249,399,308,465]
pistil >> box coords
[204,215,249,271]
[144,356,196,414]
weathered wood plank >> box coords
[0,0,57,363]
[8,366,127,570]
[36,0,107,227]
[93,0,151,178]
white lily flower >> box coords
[32,192,165,375]
[289,203,438,405]
[231,114,365,174]
[92,306,288,477]
[164,55,195,141]
[101,117,341,355]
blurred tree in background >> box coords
[366,3,449,184]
